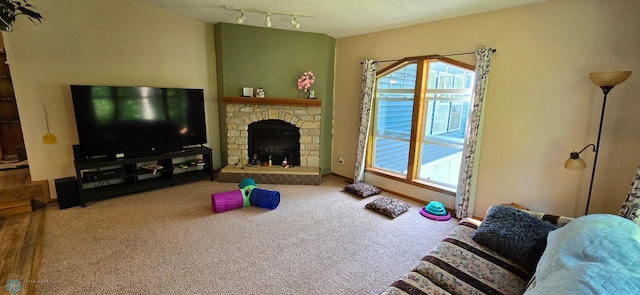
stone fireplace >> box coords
[219,97,322,185]
[221,95,321,167]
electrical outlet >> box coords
[338,156,344,164]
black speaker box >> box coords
[73,144,91,162]
[55,177,81,209]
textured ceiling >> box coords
[135,0,545,38]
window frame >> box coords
[365,56,475,195]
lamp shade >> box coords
[564,157,587,170]
[589,71,632,87]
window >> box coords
[368,57,475,191]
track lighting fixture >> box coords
[236,10,246,24]
[265,13,271,27]
[290,16,300,29]
[224,6,312,29]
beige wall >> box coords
[333,0,640,218]
[4,0,220,199]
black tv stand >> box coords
[74,146,214,207]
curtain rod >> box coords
[361,48,496,64]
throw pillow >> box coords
[472,205,558,273]
[344,182,381,198]
[365,196,411,218]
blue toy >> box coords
[420,201,451,221]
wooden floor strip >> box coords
[0,168,49,293]
[0,208,46,294]
[0,212,30,284]
[28,208,45,295]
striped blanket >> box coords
[382,211,573,295]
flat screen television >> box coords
[70,85,207,160]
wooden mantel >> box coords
[221,96,321,106]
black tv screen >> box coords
[71,85,207,159]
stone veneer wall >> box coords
[225,103,321,167]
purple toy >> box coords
[211,190,244,213]
[420,207,452,221]
[419,201,451,221]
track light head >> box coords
[236,10,246,24]
[290,16,300,29]
[265,13,271,27]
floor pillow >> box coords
[365,196,411,218]
[344,182,381,198]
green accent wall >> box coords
[214,23,335,174]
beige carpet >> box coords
[36,175,458,294]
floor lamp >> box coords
[564,70,632,215]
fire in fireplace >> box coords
[248,120,300,166]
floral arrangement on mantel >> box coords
[297,71,315,98]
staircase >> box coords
[0,169,49,216]
[0,189,31,215]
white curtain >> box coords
[455,47,495,218]
[353,60,377,183]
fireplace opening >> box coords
[248,120,300,166]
